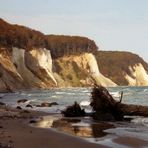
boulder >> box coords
[49,102,58,106]
[36,102,58,107]
[16,106,22,110]
[0,102,6,106]
[17,99,28,103]
[26,104,33,108]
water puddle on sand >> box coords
[30,115,114,138]
[30,115,148,147]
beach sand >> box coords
[0,105,106,148]
[1,105,148,148]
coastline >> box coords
[0,105,106,148]
[1,103,148,148]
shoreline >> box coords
[1,104,148,148]
[0,105,106,148]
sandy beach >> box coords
[1,104,148,148]
[0,105,106,148]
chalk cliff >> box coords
[96,51,148,86]
[54,53,116,87]
[0,47,116,91]
[125,64,148,86]
[0,19,148,92]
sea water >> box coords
[1,86,148,147]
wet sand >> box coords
[113,136,148,147]
[0,106,106,148]
[1,105,148,148]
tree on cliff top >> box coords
[0,18,98,58]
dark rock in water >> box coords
[37,102,59,107]
[22,110,30,113]
[29,120,37,123]
[50,102,58,106]
[41,102,51,107]
[16,106,22,110]
[62,101,85,117]
[17,99,28,103]
[0,102,6,106]
[36,105,41,107]
[26,104,33,108]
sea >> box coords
[0,86,148,147]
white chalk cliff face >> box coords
[25,48,57,86]
[0,48,25,91]
[12,47,47,88]
[84,53,117,87]
[125,63,148,86]
[54,53,117,87]
[1,47,148,92]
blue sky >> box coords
[0,0,148,61]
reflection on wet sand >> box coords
[32,116,114,138]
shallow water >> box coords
[1,86,148,147]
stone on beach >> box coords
[0,102,6,106]
[36,102,58,107]
[17,99,28,103]
[26,104,33,108]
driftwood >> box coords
[62,101,85,117]
[90,85,148,121]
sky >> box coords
[0,0,148,62]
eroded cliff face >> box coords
[53,53,117,87]
[0,47,57,91]
[0,47,116,91]
[0,48,25,92]
[1,47,148,92]
[125,63,148,86]
[25,48,57,86]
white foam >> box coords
[80,101,90,106]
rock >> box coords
[16,106,22,110]
[41,102,51,107]
[26,104,33,108]
[37,102,59,107]
[9,140,13,144]
[49,102,58,106]
[36,105,41,107]
[22,110,30,113]
[62,101,85,117]
[29,120,37,123]
[0,102,5,106]
[17,99,28,103]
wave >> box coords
[131,117,148,127]
[80,101,90,106]
[110,92,120,98]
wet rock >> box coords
[41,102,51,107]
[50,102,58,106]
[22,110,30,113]
[16,106,22,110]
[62,101,85,117]
[36,105,41,107]
[37,102,58,107]
[26,104,33,108]
[29,120,37,123]
[0,102,6,106]
[17,99,28,103]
